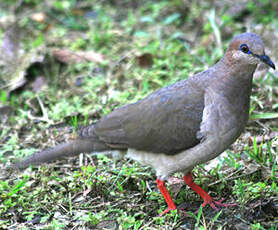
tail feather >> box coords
[14,138,110,169]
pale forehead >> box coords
[229,32,265,54]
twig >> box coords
[255,120,270,135]
[146,180,153,193]
[24,95,52,123]
[208,168,259,187]
[36,94,49,121]
[139,218,156,230]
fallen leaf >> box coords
[52,49,105,64]
[254,132,278,144]
[97,220,118,230]
[136,53,153,68]
[0,105,13,124]
[167,176,184,198]
[83,188,92,197]
[31,12,46,23]
[31,76,48,92]
[74,76,83,86]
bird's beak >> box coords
[256,54,276,70]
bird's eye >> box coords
[239,44,250,54]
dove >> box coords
[15,32,275,215]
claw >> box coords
[157,173,237,216]
[159,207,176,216]
[184,172,237,214]
[195,199,237,214]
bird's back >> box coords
[80,76,206,155]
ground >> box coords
[0,0,277,229]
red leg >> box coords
[184,172,237,212]
[156,178,177,215]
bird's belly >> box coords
[125,148,190,179]
[95,147,193,180]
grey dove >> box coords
[15,32,275,215]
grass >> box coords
[0,0,278,229]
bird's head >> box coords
[226,32,275,70]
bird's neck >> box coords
[214,57,256,95]
[210,58,257,127]
[220,53,257,79]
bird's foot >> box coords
[157,178,177,216]
[159,207,177,216]
[183,172,237,214]
[196,197,237,214]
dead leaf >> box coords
[136,53,153,68]
[167,176,184,185]
[1,23,21,71]
[71,9,85,16]
[52,49,105,64]
[74,76,83,86]
[31,12,46,23]
[97,220,118,230]
[167,176,184,198]
[83,188,92,197]
[255,132,278,144]
[32,76,48,92]
[0,105,13,124]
